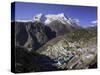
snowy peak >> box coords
[33,13,43,22]
[32,13,71,25]
[43,13,80,26]
[44,13,69,25]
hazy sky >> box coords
[12,2,97,27]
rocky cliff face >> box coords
[14,21,56,51]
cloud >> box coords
[72,19,80,26]
[91,20,97,24]
[73,19,80,23]
[16,20,32,22]
[89,20,97,27]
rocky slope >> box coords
[14,21,56,51]
[36,27,97,70]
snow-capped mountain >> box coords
[15,13,80,27]
[33,13,80,26]
[14,13,81,39]
[15,13,81,36]
[32,13,81,35]
[44,13,68,25]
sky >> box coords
[12,2,97,27]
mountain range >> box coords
[12,13,97,73]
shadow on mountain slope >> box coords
[15,46,61,73]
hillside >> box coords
[36,27,97,70]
